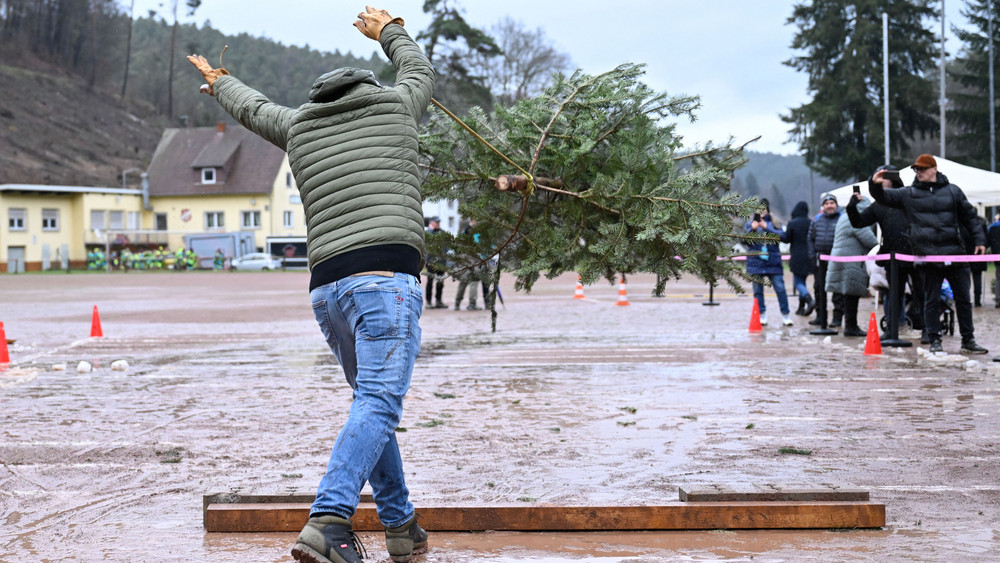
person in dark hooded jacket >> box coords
[870,154,987,355]
[189,7,433,563]
[849,165,924,335]
[782,201,815,316]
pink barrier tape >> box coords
[820,253,1000,263]
[726,255,791,261]
[819,254,890,263]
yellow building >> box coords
[1,185,146,272]
[1,123,308,273]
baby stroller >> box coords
[879,280,953,336]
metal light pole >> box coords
[941,0,947,158]
[990,1,996,171]
[884,12,891,165]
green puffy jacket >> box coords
[212,24,435,284]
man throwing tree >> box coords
[188,6,434,563]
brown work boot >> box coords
[291,515,367,563]
[384,514,428,562]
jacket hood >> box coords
[308,67,381,103]
[791,201,809,218]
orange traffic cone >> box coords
[0,322,10,364]
[90,306,103,338]
[749,299,763,333]
[616,274,630,306]
[573,275,585,299]
[864,312,882,356]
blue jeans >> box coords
[752,274,790,316]
[309,272,423,528]
[792,274,811,300]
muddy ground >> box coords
[1,271,998,562]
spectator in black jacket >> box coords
[849,165,924,336]
[988,213,1000,307]
[782,201,815,316]
[968,217,988,307]
[870,154,987,355]
[808,193,845,328]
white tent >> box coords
[826,155,1000,213]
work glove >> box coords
[354,5,404,41]
[186,54,230,96]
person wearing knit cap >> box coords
[870,154,988,355]
[808,192,846,328]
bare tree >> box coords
[468,17,572,107]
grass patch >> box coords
[433,392,456,399]
[281,473,303,479]
[619,406,637,414]
[416,419,445,428]
[395,426,407,432]
[517,496,538,502]
[617,421,636,427]
[681,415,698,421]
[778,447,812,456]
[746,423,755,429]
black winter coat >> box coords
[781,201,814,278]
[869,172,984,258]
[848,190,911,266]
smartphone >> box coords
[883,170,901,183]
[853,185,861,194]
[753,213,761,222]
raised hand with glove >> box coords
[185,54,229,96]
[354,5,404,40]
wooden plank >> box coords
[202,493,372,529]
[204,502,885,533]
[678,487,869,502]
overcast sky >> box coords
[131,1,973,156]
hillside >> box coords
[0,61,166,187]
[0,52,838,204]
[733,151,841,219]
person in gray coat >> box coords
[826,195,878,336]
[189,7,432,563]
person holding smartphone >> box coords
[848,165,923,337]
[826,189,878,337]
[870,154,987,355]
[745,199,793,327]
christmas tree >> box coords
[420,63,766,310]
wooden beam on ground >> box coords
[678,487,869,502]
[203,498,885,533]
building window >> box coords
[9,208,26,231]
[202,167,217,184]
[286,172,294,188]
[42,209,59,231]
[127,212,141,230]
[90,210,106,230]
[283,210,294,228]
[109,210,125,230]
[242,210,261,229]
[206,211,225,229]
[155,213,167,230]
